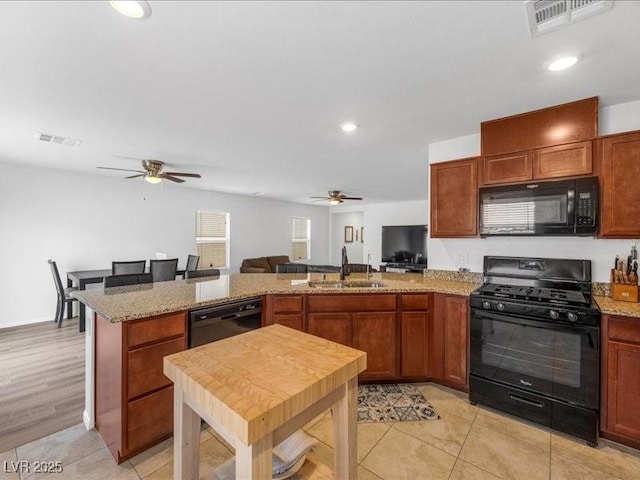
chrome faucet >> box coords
[340,246,349,280]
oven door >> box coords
[470,309,599,409]
[479,179,575,235]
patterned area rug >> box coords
[357,384,440,423]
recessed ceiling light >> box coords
[546,55,579,72]
[340,122,358,133]
[109,1,152,19]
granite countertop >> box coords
[73,272,481,322]
[594,296,640,319]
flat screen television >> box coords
[381,225,428,265]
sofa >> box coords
[240,255,291,273]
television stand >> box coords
[380,263,427,273]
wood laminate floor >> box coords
[0,318,85,452]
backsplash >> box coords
[592,282,610,297]
[423,269,483,284]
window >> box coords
[195,211,230,269]
[291,217,311,261]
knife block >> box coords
[610,269,639,302]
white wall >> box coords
[330,211,364,264]
[0,162,330,327]
[426,100,640,282]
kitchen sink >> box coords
[307,280,385,289]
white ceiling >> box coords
[1,1,639,205]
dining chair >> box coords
[185,268,220,279]
[104,273,153,288]
[186,254,200,272]
[48,259,79,328]
[275,263,309,273]
[112,260,146,275]
[149,258,179,283]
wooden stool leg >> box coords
[236,433,273,480]
[331,377,357,480]
[174,388,201,480]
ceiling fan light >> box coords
[329,199,341,205]
[110,1,152,19]
[145,175,162,184]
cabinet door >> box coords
[307,313,350,346]
[533,141,593,180]
[430,157,478,238]
[271,314,304,331]
[606,340,640,440]
[401,312,429,377]
[599,131,640,238]
[431,294,469,391]
[353,312,397,379]
[480,152,532,185]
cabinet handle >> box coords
[508,393,544,409]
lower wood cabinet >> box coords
[263,294,305,330]
[601,314,640,449]
[401,311,430,377]
[95,311,187,463]
[307,312,350,345]
[352,312,397,379]
[431,293,469,392]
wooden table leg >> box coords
[174,388,201,480]
[236,433,273,480]
[332,376,357,480]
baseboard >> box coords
[0,317,59,329]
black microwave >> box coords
[479,176,598,236]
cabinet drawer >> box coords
[308,294,396,312]
[127,337,185,400]
[401,294,431,311]
[271,314,304,331]
[127,312,186,348]
[608,316,640,344]
[271,295,304,313]
[126,386,173,453]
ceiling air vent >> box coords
[525,0,613,37]
[36,132,82,147]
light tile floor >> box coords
[2,383,640,480]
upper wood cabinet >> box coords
[430,157,478,238]
[479,140,593,186]
[599,130,640,238]
[481,97,598,156]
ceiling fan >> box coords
[97,159,201,184]
[310,190,363,205]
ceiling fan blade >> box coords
[310,196,330,199]
[340,196,363,200]
[97,167,145,173]
[164,172,201,178]
[125,174,146,179]
[160,174,186,183]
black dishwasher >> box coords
[188,297,262,348]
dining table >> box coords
[67,267,186,332]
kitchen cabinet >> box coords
[400,294,431,378]
[263,294,304,330]
[430,157,478,238]
[431,293,469,392]
[598,130,640,238]
[95,311,187,463]
[306,294,398,380]
[479,140,593,186]
[601,314,640,449]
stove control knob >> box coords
[482,301,491,309]
[567,312,578,323]
[549,310,560,320]
[496,303,506,312]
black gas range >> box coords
[469,256,601,446]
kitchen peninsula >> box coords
[74,272,478,462]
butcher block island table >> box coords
[163,324,366,480]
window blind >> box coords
[291,217,310,261]
[196,211,229,268]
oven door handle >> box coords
[472,309,597,334]
[509,393,544,409]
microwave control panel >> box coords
[576,192,595,226]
